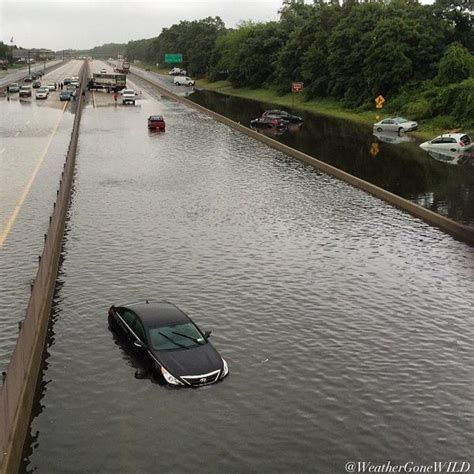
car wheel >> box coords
[398,127,404,134]
[376,127,383,132]
[176,82,180,86]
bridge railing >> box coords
[0,60,89,473]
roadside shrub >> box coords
[403,98,432,120]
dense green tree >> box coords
[436,42,474,85]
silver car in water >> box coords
[373,117,418,133]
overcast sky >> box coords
[1,0,288,51]
[1,0,435,52]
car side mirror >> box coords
[204,330,212,339]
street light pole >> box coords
[28,50,31,75]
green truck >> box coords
[87,73,126,92]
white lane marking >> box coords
[14,131,20,137]
[0,148,5,155]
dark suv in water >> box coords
[262,109,303,124]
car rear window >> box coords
[149,116,163,121]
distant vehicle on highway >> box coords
[173,76,194,86]
[121,89,136,105]
[148,115,165,130]
[373,117,418,133]
[262,110,303,124]
[32,80,41,89]
[19,86,32,98]
[63,78,72,85]
[46,83,57,91]
[168,67,186,76]
[7,83,20,93]
[23,76,33,83]
[59,90,73,101]
[35,87,49,100]
[420,133,473,153]
[87,73,126,92]
[100,68,107,73]
[107,301,229,387]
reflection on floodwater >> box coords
[373,130,415,145]
[424,149,474,166]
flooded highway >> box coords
[189,90,474,227]
[22,63,474,472]
[0,60,83,369]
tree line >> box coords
[76,0,474,126]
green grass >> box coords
[195,79,473,139]
[132,61,171,75]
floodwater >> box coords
[0,60,82,370]
[22,70,474,473]
[189,90,474,227]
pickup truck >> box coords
[122,89,136,105]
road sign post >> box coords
[375,94,385,119]
[292,82,303,107]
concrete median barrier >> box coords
[0,61,89,474]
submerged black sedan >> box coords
[262,109,303,123]
[108,301,229,387]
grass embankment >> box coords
[195,79,472,140]
[133,61,170,75]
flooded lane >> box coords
[188,90,474,226]
[0,60,83,369]
[23,72,474,472]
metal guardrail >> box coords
[0,60,89,474]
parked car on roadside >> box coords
[35,87,49,99]
[168,67,186,76]
[148,115,165,130]
[420,133,473,153]
[173,76,194,86]
[7,83,20,93]
[373,117,418,133]
[108,301,228,387]
[262,109,303,124]
[19,86,32,97]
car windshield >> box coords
[148,322,206,351]
[395,117,409,123]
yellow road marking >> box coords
[0,101,68,247]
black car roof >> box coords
[149,115,164,121]
[120,301,189,327]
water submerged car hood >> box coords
[154,342,222,377]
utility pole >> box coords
[28,50,31,75]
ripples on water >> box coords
[23,74,474,473]
[0,62,82,369]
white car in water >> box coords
[373,117,418,133]
[420,133,473,153]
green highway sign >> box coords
[164,54,183,63]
